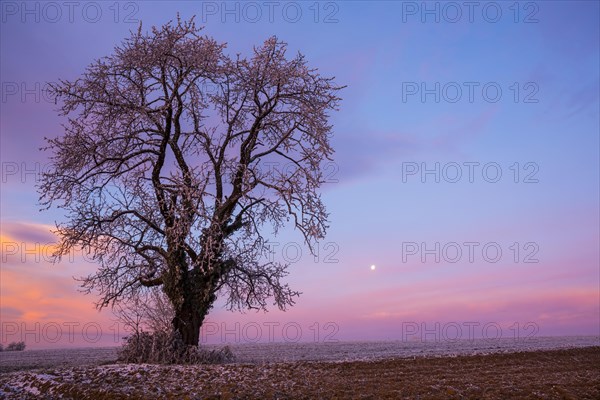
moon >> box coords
[370,264,376,271]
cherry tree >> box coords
[40,17,343,346]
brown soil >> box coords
[1,347,598,399]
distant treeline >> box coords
[0,341,26,351]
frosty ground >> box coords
[1,337,599,399]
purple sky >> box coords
[1,1,598,348]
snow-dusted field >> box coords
[0,339,599,399]
[1,336,598,372]
[0,347,118,373]
[0,338,600,400]
[229,335,600,363]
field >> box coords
[1,339,599,399]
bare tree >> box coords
[40,17,343,346]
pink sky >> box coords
[1,2,599,349]
[1,220,597,349]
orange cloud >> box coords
[1,221,116,348]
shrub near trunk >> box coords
[117,330,234,364]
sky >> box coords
[1,1,599,349]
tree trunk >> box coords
[172,296,211,346]
[168,236,222,347]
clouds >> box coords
[334,284,599,339]
[0,222,117,348]
[330,104,499,185]
[331,129,418,182]
[2,221,55,244]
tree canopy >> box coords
[40,17,343,345]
